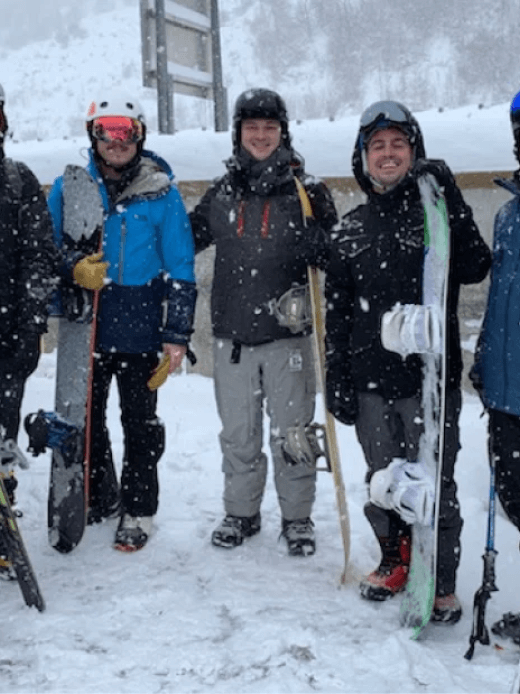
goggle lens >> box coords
[92,116,143,143]
[360,101,410,130]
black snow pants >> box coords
[355,388,463,596]
[488,408,520,533]
[89,351,165,518]
[0,336,40,501]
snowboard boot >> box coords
[360,533,411,601]
[431,593,462,624]
[280,517,316,557]
[211,513,261,548]
[491,612,520,645]
[114,514,153,552]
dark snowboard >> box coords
[49,165,104,553]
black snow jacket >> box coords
[0,152,57,352]
[190,147,337,346]
[325,158,491,405]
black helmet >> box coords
[232,88,291,155]
[352,100,426,194]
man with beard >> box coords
[325,100,491,622]
[48,91,196,551]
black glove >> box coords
[325,359,358,426]
[412,158,454,189]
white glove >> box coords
[370,458,435,526]
[381,303,442,358]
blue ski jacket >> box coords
[473,173,520,415]
[48,149,196,353]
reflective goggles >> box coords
[91,116,144,143]
[359,100,410,131]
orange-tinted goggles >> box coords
[92,116,144,143]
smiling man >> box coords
[365,126,413,191]
[47,91,196,552]
[324,100,491,623]
[190,89,338,557]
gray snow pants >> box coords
[213,336,316,521]
[355,388,463,596]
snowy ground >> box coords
[1,351,520,694]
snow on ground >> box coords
[1,4,520,693]
[2,352,520,694]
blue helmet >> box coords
[510,91,520,162]
[511,90,520,135]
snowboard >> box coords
[0,442,45,611]
[399,173,451,637]
[308,265,351,581]
[48,165,104,553]
[293,175,350,582]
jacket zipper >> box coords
[118,217,127,284]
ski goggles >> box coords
[91,116,144,143]
[358,100,415,149]
[360,101,411,130]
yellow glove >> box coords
[73,252,109,291]
[147,354,171,391]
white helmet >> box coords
[86,90,146,127]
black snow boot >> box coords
[211,513,261,548]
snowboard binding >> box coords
[282,422,331,472]
[25,410,83,463]
[370,458,435,526]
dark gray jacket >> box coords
[190,149,337,345]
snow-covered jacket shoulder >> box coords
[474,174,520,414]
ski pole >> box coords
[464,445,498,660]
